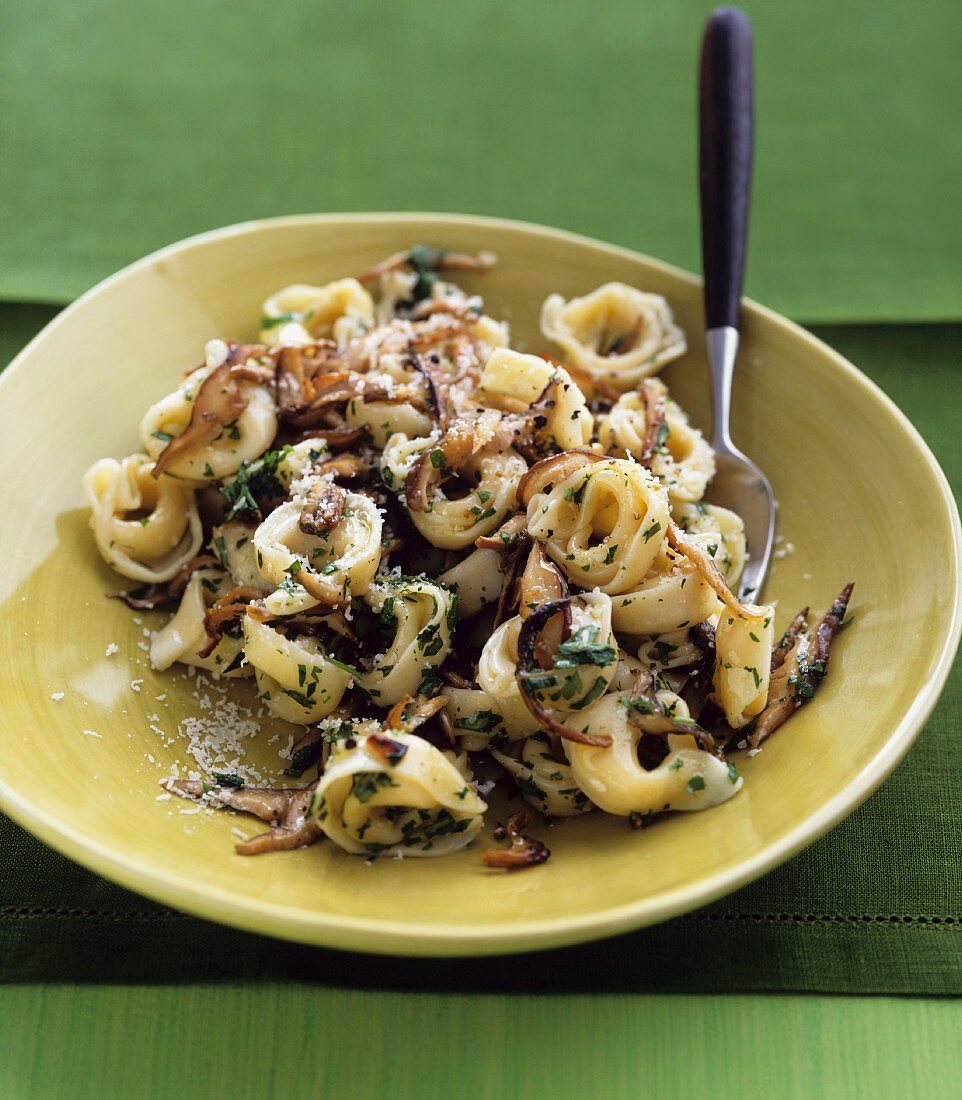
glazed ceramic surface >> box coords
[0,214,958,954]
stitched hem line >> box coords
[0,905,959,927]
[680,912,960,927]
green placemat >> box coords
[0,308,959,992]
[2,987,961,1100]
[1,0,960,321]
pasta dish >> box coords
[83,246,852,867]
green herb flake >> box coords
[453,710,502,734]
[350,772,399,804]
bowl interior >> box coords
[0,214,957,954]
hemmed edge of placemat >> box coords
[2,906,960,994]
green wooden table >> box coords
[1,2,960,1096]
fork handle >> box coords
[699,7,754,332]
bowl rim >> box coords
[1,211,960,956]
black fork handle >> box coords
[699,7,754,332]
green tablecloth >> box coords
[1,311,958,993]
[1,987,960,1099]
[1,0,960,320]
[1,1,961,1093]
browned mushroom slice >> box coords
[515,448,605,508]
[409,296,482,321]
[665,521,744,616]
[109,585,173,611]
[519,543,569,663]
[295,568,351,608]
[384,694,447,734]
[165,778,322,855]
[234,788,322,855]
[227,342,272,365]
[440,667,475,689]
[315,453,367,481]
[404,417,481,513]
[624,669,717,754]
[408,354,454,429]
[299,478,346,535]
[109,554,221,610]
[750,583,854,749]
[481,377,565,462]
[292,424,370,451]
[680,621,718,724]
[284,371,394,429]
[771,608,809,671]
[151,361,250,478]
[356,246,496,284]
[198,584,264,657]
[229,362,276,385]
[276,345,311,414]
[515,598,611,748]
[637,378,668,467]
[475,513,527,550]
[519,542,568,615]
[549,356,620,405]
[481,810,550,870]
[492,533,531,628]
[275,342,348,416]
[366,732,410,766]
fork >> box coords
[698,7,775,601]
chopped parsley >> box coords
[553,625,616,669]
[222,447,293,519]
[350,772,399,804]
[212,772,244,788]
[453,710,502,734]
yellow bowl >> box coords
[0,214,958,956]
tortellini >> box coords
[210,519,272,593]
[139,361,277,483]
[673,501,747,588]
[521,592,619,712]
[243,613,352,722]
[345,395,434,449]
[259,278,374,346]
[438,547,505,618]
[714,604,775,728]
[526,457,670,594]
[609,547,719,635]
[383,433,527,551]
[311,730,487,856]
[150,568,248,676]
[477,617,540,738]
[356,576,456,705]
[541,282,686,391]
[599,383,715,502]
[441,685,540,749]
[252,495,382,615]
[491,732,594,817]
[87,253,843,870]
[564,695,741,817]
[414,450,526,550]
[84,453,203,582]
[479,348,593,450]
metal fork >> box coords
[698,7,775,602]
